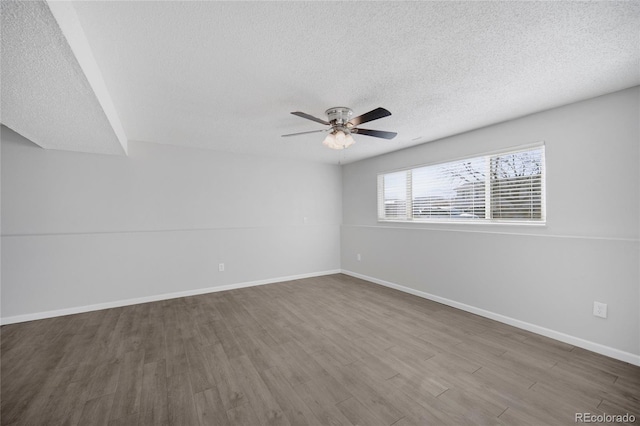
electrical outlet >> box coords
[593,301,607,318]
[219,263,225,272]
[357,253,361,261]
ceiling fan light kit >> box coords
[323,129,355,150]
[283,106,397,150]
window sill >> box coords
[377,219,547,227]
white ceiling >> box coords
[1,1,127,155]
[2,1,639,164]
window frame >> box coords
[377,143,546,225]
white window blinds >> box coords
[377,145,545,223]
[490,149,544,220]
[412,156,486,220]
[378,170,410,219]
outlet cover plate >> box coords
[593,301,607,318]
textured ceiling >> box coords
[1,1,126,155]
[4,1,640,164]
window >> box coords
[377,145,545,223]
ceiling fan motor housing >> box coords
[325,107,353,130]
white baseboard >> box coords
[341,269,640,367]
[0,269,341,325]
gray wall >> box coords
[341,87,639,359]
[1,128,341,320]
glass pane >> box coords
[383,171,407,219]
[490,148,544,220]
[412,157,486,219]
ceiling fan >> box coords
[282,107,397,150]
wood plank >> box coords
[139,360,169,426]
[294,379,355,426]
[261,366,323,426]
[311,350,404,425]
[78,393,115,426]
[166,372,199,426]
[205,343,247,411]
[85,360,121,400]
[110,349,145,420]
[226,403,262,426]
[194,388,229,426]
[184,337,216,394]
[108,413,139,426]
[229,354,290,426]
[337,396,390,426]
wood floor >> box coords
[2,274,639,425]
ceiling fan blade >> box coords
[291,111,330,125]
[348,107,391,127]
[353,128,397,139]
[281,129,328,137]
